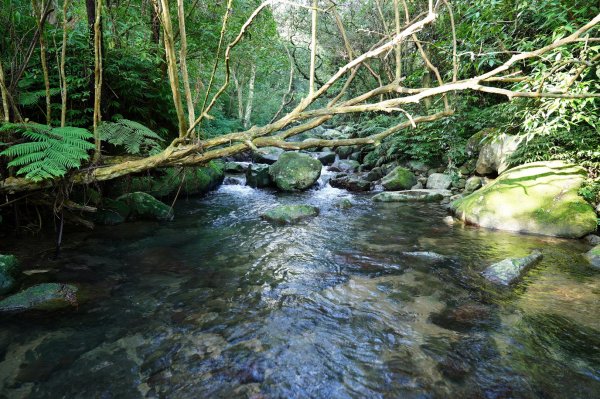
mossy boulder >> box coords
[464,176,483,193]
[452,161,597,238]
[482,250,543,285]
[585,245,600,269]
[269,152,322,192]
[336,146,354,159]
[110,163,224,198]
[381,167,417,191]
[116,192,173,221]
[246,163,272,188]
[262,205,319,224]
[93,198,131,225]
[329,175,372,192]
[0,255,20,296]
[0,283,78,313]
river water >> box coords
[0,172,599,398]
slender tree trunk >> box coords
[86,0,96,115]
[60,0,72,127]
[394,0,402,80]
[156,0,187,138]
[308,0,318,95]
[32,0,52,125]
[93,0,103,161]
[232,69,244,121]
[0,61,9,122]
[177,0,195,128]
[243,63,256,129]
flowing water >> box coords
[1,171,599,398]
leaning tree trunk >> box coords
[243,63,256,129]
[177,0,195,129]
[92,0,103,161]
[0,61,9,122]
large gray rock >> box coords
[224,162,249,174]
[452,161,597,238]
[316,151,336,166]
[381,167,417,191]
[252,147,284,164]
[585,245,600,268]
[262,205,319,224]
[329,175,372,192]
[116,192,173,221]
[482,251,543,285]
[0,283,78,313]
[269,152,322,191]
[373,189,451,203]
[246,163,271,188]
[330,159,360,173]
[0,254,20,295]
[426,173,453,190]
[476,133,520,175]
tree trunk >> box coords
[32,0,52,125]
[177,0,195,128]
[232,69,244,121]
[243,63,256,129]
[60,0,72,127]
[0,61,9,122]
[86,0,96,112]
[308,0,318,95]
[92,0,103,161]
[155,0,187,138]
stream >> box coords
[0,170,599,398]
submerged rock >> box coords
[262,205,319,224]
[452,161,597,238]
[482,250,543,285]
[329,175,372,192]
[246,163,272,188]
[402,251,448,261]
[381,167,416,191]
[0,254,20,295]
[430,303,494,332]
[0,283,78,313]
[335,199,353,209]
[585,245,600,268]
[116,192,173,221]
[269,152,322,191]
[426,173,453,190]
[373,189,451,203]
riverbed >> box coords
[0,175,599,398]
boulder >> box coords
[94,198,131,225]
[224,162,249,174]
[464,176,483,193]
[116,192,173,221]
[476,133,520,175]
[322,129,347,140]
[482,250,543,285]
[335,199,353,209]
[252,147,284,164]
[0,283,78,313]
[381,167,417,191]
[452,161,597,238]
[336,146,354,159]
[329,175,372,192]
[330,159,360,173]
[466,128,496,157]
[585,245,600,268]
[246,163,272,188]
[262,205,319,224]
[316,151,336,166]
[269,152,322,192]
[349,151,362,162]
[406,160,429,173]
[366,167,384,182]
[426,173,453,190]
[0,254,20,296]
[583,235,600,246]
[373,189,451,203]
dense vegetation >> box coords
[0,0,598,230]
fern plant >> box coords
[98,119,164,155]
[0,123,94,181]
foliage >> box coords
[98,119,164,155]
[0,123,94,181]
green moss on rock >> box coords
[452,161,596,238]
[262,205,319,224]
[0,255,20,296]
[269,152,322,192]
[0,283,78,313]
[116,192,173,221]
[381,167,417,191]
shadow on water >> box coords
[0,175,599,398]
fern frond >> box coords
[98,119,163,155]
